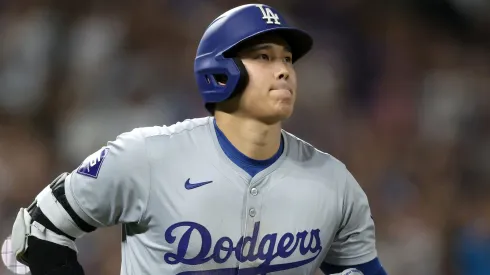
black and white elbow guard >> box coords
[11,172,96,273]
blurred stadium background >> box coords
[0,0,489,274]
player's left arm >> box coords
[320,169,387,275]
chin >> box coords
[276,107,294,119]
[275,103,294,118]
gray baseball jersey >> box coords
[64,116,377,275]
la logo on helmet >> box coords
[256,4,281,25]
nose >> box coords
[274,64,290,81]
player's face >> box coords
[235,36,297,124]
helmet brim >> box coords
[222,27,313,63]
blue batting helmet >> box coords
[194,4,313,105]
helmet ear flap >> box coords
[203,58,249,115]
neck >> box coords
[214,112,283,160]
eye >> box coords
[284,56,292,63]
[257,53,270,61]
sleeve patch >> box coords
[76,147,110,179]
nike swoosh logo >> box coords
[185,178,213,190]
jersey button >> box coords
[250,188,258,196]
[249,208,256,217]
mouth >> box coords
[273,89,292,95]
[270,84,292,94]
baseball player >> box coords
[11,4,387,275]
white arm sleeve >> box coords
[64,128,151,227]
[324,169,377,266]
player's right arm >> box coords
[11,128,151,275]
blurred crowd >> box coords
[1,0,489,274]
